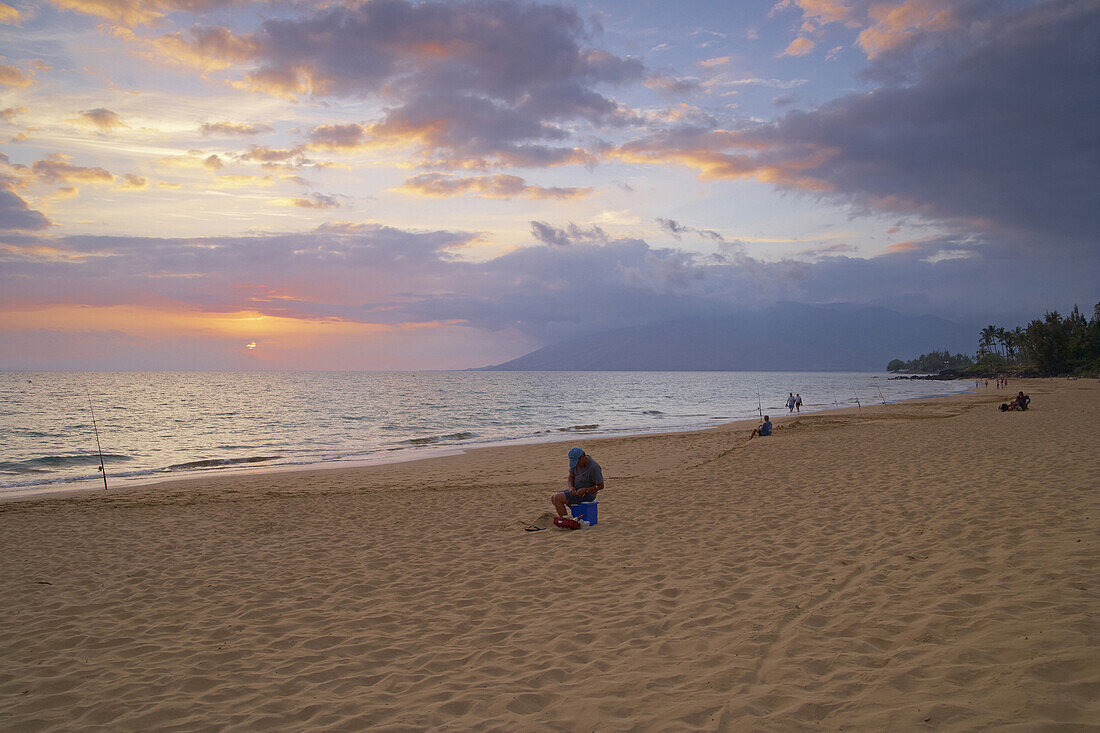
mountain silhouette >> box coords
[479,303,975,371]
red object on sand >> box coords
[553,516,582,530]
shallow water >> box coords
[0,371,968,496]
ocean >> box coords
[0,371,969,498]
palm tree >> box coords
[979,325,999,367]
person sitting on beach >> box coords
[1002,392,1031,411]
[750,415,772,439]
[551,447,603,518]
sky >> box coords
[0,0,1096,369]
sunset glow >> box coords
[0,0,1095,369]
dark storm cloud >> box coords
[622,1,1100,253]
[757,0,1100,248]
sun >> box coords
[245,341,257,350]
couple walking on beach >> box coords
[786,392,802,413]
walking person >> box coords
[786,393,796,413]
[795,393,802,413]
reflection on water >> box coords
[0,371,969,495]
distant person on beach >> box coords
[795,394,802,413]
[750,415,772,439]
[1001,392,1031,411]
[786,393,796,413]
[551,447,603,518]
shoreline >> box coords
[1,378,975,504]
[2,378,1094,730]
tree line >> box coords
[889,302,1100,377]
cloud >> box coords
[44,0,253,27]
[272,193,339,209]
[396,173,593,200]
[656,218,726,242]
[780,37,816,56]
[238,145,309,166]
[75,108,129,131]
[307,123,368,151]
[0,3,20,23]
[155,152,225,171]
[2,218,1095,363]
[147,0,645,168]
[645,73,699,95]
[699,56,730,68]
[200,121,274,136]
[0,63,32,88]
[0,183,52,231]
[529,221,608,246]
[31,155,115,184]
[617,2,1100,252]
[117,174,148,190]
[797,242,856,257]
[0,106,27,121]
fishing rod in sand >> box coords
[853,393,861,412]
[756,391,762,419]
[876,385,887,405]
[86,389,108,491]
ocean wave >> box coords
[166,456,281,471]
[559,424,598,432]
[642,410,664,415]
[399,432,477,445]
[0,453,132,474]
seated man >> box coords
[551,447,603,518]
[750,415,772,439]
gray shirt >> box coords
[570,458,603,490]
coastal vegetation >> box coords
[889,302,1100,377]
[887,351,973,374]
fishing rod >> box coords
[756,391,762,419]
[875,385,887,405]
[853,394,861,412]
[86,390,108,491]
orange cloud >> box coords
[884,239,922,253]
[0,304,398,343]
[794,0,854,25]
[858,1,955,57]
[0,242,98,262]
[31,156,114,185]
[699,56,730,68]
[395,173,593,200]
[116,174,147,190]
[781,38,816,57]
[0,64,32,88]
[73,108,129,131]
[0,2,20,23]
[0,106,27,121]
[45,0,260,28]
[271,193,339,209]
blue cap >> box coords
[568,447,585,468]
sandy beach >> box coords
[1,379,1097,731]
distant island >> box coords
[888,303,1100,377]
